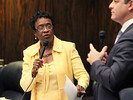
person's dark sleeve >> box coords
[90,40,133,92]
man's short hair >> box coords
[124,0,130,4]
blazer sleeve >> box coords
[71,43,90,89]
[20,49,37,92]
[90,35,133,92]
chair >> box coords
[119,88,133,100]
[0,61,30,100]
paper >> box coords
[64,75,82,100]
[0,97,9,100]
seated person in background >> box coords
[20,11,89,100]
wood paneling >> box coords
[0,0,121,97]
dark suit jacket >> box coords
[90,24,133,100]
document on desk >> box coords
[64,75,82,100]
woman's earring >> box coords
[35,36,37,40]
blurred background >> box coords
[0,0,121,98]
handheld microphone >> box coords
[33,39,49,78]
[39,39,49,59]
[99,30,106,48]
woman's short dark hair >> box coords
[30,11,55,31]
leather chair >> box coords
[119,88,133,100]
[0,61,30,100]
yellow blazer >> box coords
[20,35,90,100]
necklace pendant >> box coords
[43,52,52,58]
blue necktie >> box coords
[114,30,123,44]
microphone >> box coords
[33,39,49,78]
[99,30,106,48]
[39,39,49,59]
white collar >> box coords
[121,18,133,32]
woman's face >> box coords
[34,17,54,43]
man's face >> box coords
[109,0,129,25]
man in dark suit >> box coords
[87,0,133,100]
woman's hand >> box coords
[32,58,43,78]
[76,85,86,97]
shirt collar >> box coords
[30,41,40,57]
[30,35,62,57]
[121,18,133,32]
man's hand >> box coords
[101,52,108,64]
[87,43,108,65]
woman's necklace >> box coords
[42,52,52,58]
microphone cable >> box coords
[19,78,34,100]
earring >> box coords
[35,36,37,40]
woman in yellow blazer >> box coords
[20,11,89,100]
